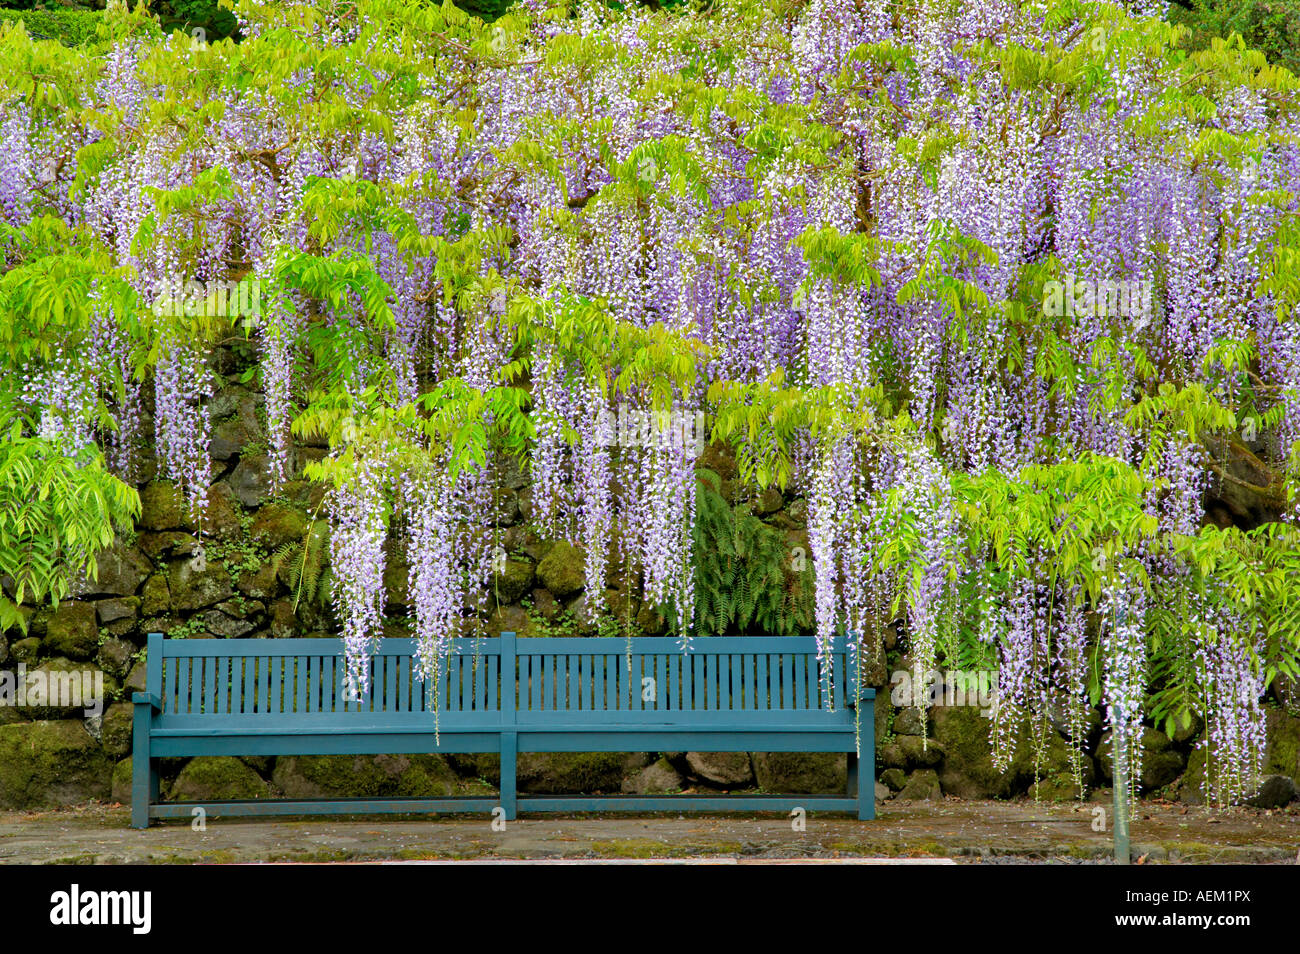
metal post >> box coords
[1110,596,1131,865]
[1113,764,1130,864]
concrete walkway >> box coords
[0,799,1295,864]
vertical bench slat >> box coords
[186,657,199,715]
[717,654,729,711]
[386,653,398,714]
[293,656,306,714]
[519,655,530,712]
[555,654,567,710]
[757,654,768,709]
[688,652,701,710]
[473,650,486,712]
[604,654,617,710]
[655,654,666,711]
[569,654,579,712]
[487,653,497,713]
[214,657,227,715]
[306,656,319,713]
[204,656,217,715]
[806,652,819,710]
[241,655,255,714]
[162,657,176,715]
[668,653,679,710]
[335,653,348,713]
[398,654,409,713]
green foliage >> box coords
[1172,0,1300,73]
[676,469,813,637]
[0,411,141,634]
[0,9,103,47]
[269,519,333,610]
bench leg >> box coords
[130,703,157,829]
[858,727,876,821]
[499,731,517,821]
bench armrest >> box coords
[132,692,161,712]
[846,687,876,709]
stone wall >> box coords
[2,346,1297,811]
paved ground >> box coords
[0,798,1296,863]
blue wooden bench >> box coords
[131,631,876,827]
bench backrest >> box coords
[145,633,870,724]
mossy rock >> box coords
[170,757,270,801]
[97,637,136,678]
[1029,774,1088,802]
[100,703,134,758]
[43,601,98,660]
[15,658,118,720]
[111,757,133,804]
[167,557,234,612]
[536,541,586,599]
[752,752,846,794]
[516,752,647,794]
[446,753,500,785]
[879,734,945,770]
[492,557,536,606]
[139,481,186,531]
[1176,748,1208,805]
[898,768,943,801]
[250,501,308,551]
[272,754,491,798]
[81,542,152,597]
[1264,708,1300,784]
[1096,727,1185,791]
[140,573,172,616]
[10,637,41,663]
[684,751,754,787]
[183,482,242,540]
[930,706,1033,798]
[0,720,112,808]
[879,767,907,791]
[622,757,685,794]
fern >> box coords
[672,470,814,637]
[270,519,333,610]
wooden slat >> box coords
[717,654,730,711]
[204,656,217,715]
[692,652,704,710]
[386,653,398,713]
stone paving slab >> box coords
[0,799,1294,864]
